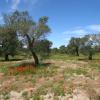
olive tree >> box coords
[67,37,81,56]
[80,34,100,60]
[0,26,19,61]
[4,11,51,65]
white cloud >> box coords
[6,0,41,11]
[64,29,87,34]
[63,24,100,38]
[87,25,100,32]
[11,0,20,10]
[63,29,88,37]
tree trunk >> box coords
[76,47,79,56]
[5,54,9,61]
[26,34,39,66]
[88,52,92,60]
[30,49,39,66]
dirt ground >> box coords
[0,59,100,100]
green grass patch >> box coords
[51,82,65,96]
[63,67,87,76]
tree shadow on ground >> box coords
[39,62,52,67]
[0,58,24,62]
[13,61,52,68]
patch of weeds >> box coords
[24,77,36,86]
[32,94,42,100]
[49,54,79,61]
[22,69,35,75]
[42,81,53,89]
[13,63,22,68]
[64,68,74,76]
[34,66,57,78]
[64,68,87,76]
[9,85,19,92]
[74,68,87,75]
[90,63,100,71]
[22,91,29,100]
[52,82,65,96]
[59,80,65,84]
[0,91,10,100]
[0,66,8,74]
[35,86,47,95]
[31,78,36,84]
[63,72,71,79]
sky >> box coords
[0,0,100,48]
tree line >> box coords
[52,34,100,60]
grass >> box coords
[49,54,86,61]
[35,86,48,95]
[51,82,65,96]
[22,91,29,99]
[89,61,100,71]
[63,67,87,77]
[0,66,8,74]
[50,53,100,61]
[0,53,100,99]
[32,94,42,100]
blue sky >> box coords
[0,0,100,48]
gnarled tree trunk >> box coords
[26,34,39,66]
[30,48,39,65]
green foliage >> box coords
[67,37,81,56]
[0,27,19,60]
[0,66,8,74]
[80,35,96,60]
[11,11,50,65]
[33,39,52,60]
[80,45,95,58]
[67,34,100,60]
[51,48,59,54]
[6,10,51,41]
[59,45,67,54]
[0,10,51,65]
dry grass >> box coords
[0,54,100,100]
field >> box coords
[0,54,100,100]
